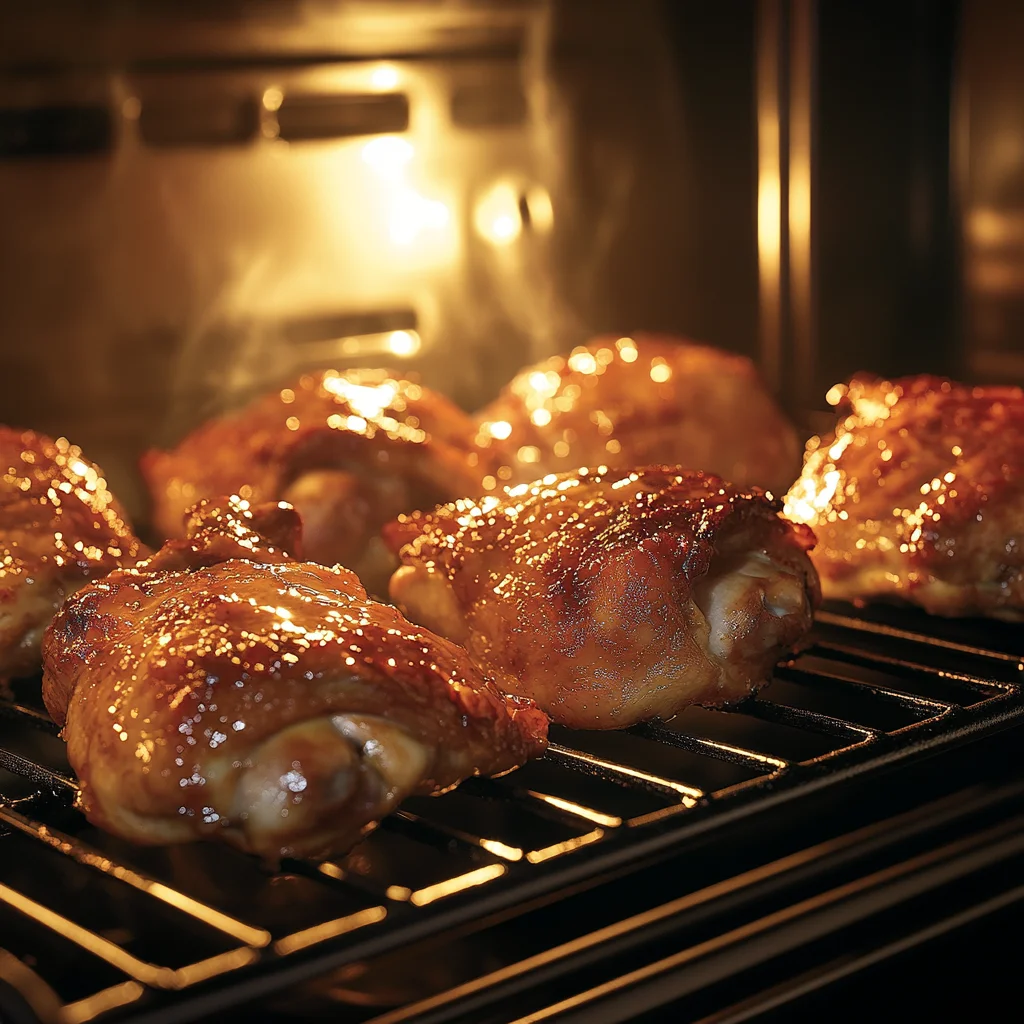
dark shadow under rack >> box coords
[0,603,1022,1024]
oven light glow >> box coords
[362,136,414,179]
[301,331,425,362]
[386,330,421,357]
[389,188,450,246]
[370,64,400,90]
[492,215,520,244]
[474,183,523,246]
[758,172,782,268]
[358,137,455,256]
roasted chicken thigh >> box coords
[42,497,548,862]
[784,375,1024,620]
[387,468,820,729]
[142,369,499,593]
[475,335,802,493]
[0,427,145,679]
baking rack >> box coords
[1,604,1022,1024]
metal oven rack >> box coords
[1,604,1023,1024]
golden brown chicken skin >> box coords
[386,468,820,730]
[474,335,802,493]
[0,427,146,679]
[141,369,500,594]
[784,375,1024,620]
[42,497,548,863]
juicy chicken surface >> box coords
[0,427,146,679]
[475,335,802,494]
[386,467,820,730]
[142,369,500,594]
[42,497,547,863]
[784,375,1024,620]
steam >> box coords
[522,0,632,334]
[513,0,595,361]
[460,0,685,388]
[162,242,280,437]
[149,1,689,437]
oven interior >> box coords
[2,1,1024,1022]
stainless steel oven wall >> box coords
[0,0,758,524]
[957,0,1024,384]
[816,0,960,396]
[760,0,1024,416]
[756,0,960,421]
[0,2,546,520]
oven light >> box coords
[295,330,424,363]
[362,136,414,179]
[370,64,400,91]
[358,138,454,257]
[386,330,421,357]
[474,182,523,246]
[491,215,519,244]
[389,188,450,245]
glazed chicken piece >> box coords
[386,468,820,730]
[42,496,547,863]
[142,369,500,595]
[0,427,146,679]
[784,375,1024,620]
[475,335,802,494]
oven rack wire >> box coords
[0,606,1022,1024]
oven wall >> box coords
[0,0,758,523]
[815,0,960,394]
[957,0,1024,384]
[772,0,1024,413]
[2,0,1020,521]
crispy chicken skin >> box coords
[784,375,1024,620]
[386,468,819,730]
[474,335,802,493]
[0,427,146,679]
[141,369,499,594]
[41,497,547,863]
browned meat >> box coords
[784,374,1024,620]
[42,497,548,863]
[474,335,802,493]
[0,427,146,679]
[141,369,501,594]
[386,467,820,730]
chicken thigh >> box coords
[141,369,499,594]
[784,374,1024,620]
[42,496,548,862]
[387,467,820,729]
[474,335,802,493]
[0,427,145,679]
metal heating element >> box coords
[0,605,1022,1023]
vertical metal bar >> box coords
[757,0,787,398]
[948,0,969,382]
[759,0,818,414]
[788,0,817,412]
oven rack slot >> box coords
[0,606,1021,1024]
